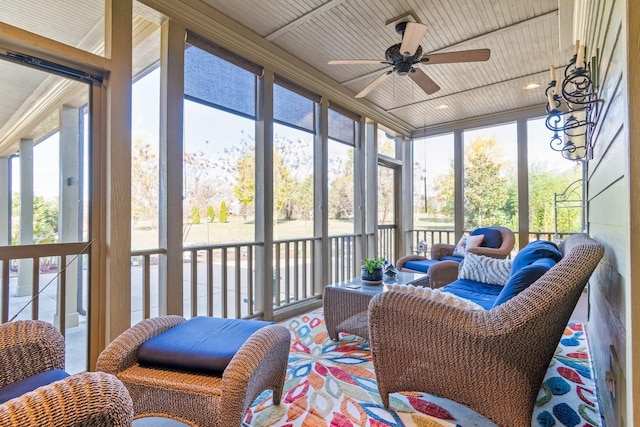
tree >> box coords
[528,163,582,233]
[131,139,159,228]
[219,201,228,223]
[463,137,511,229]
[207,205,216,222]
[190,207,201,224]
[328,149,354,220]
[431,136,513,230]
[11,195,58,244]
[232,150,254,217]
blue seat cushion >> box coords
[511,240,562,274]
[492,257,557,307]
[472,227,503,249]
[0,369,69,404]
[403,259,440,273]
[440,255,464,262]
[138,316,274,375]
[442,279,504,310]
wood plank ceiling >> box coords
[0,0,577,154]
[203,0,575,133]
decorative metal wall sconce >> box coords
[545,41,604,161]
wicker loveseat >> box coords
[397,226,515,287]
[0,320,133,426]
[368,233,604,427]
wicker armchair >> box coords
[397,226,515,287]
[369,233,604,427]
[0,320,133,426]
[97,315,291,427]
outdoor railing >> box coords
[328,234,357,284]
[377,224,396,262]
[408,229,576,257]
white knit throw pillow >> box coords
[457,252,512,286]
[387,284,485,311]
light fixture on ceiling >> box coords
[545,40,603,161]
[435,104,449,110]
[523,83,540,90]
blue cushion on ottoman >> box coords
[511,240,562,274]
[138,317,274,375]
[492,258,557,307]
[472,227,503,249]
[403,259,440,273]
[0,369,69,404]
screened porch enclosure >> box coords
[0,4,585,372]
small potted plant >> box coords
[361,257,386,283]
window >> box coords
[328,107,357,235]
[527,117,582,236]
[463,123,518,231]
[413,134,455,232]
[183,36,259,245]
[272,80,317,240]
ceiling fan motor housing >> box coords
[385,44,423,75]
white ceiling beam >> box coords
[265,0,346,41]
[341,10,559,87]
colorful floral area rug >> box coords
[243,310,601,427]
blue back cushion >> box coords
[442,279,504,310]
[511,240,562,274]
[492,258,557,307]
[138,316,273,375]
[472,227,502,249]
[0,369,69,404]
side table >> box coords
[323,272,428,341]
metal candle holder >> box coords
[545,48,604,161]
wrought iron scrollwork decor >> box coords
[545,42,604,161]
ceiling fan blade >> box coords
[409,68,440,95]
[355,71,393,98]
[328,59,387,65]
[399,22,428,56]
[420,49,491,64]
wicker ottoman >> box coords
[97,316,290,427]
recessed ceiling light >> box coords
[435,104,449,110]
[523,83,541,90]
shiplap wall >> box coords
[585,0,634,425]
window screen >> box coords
[328,108,356,146]
[184,37,259,119]
[273,82,317,133]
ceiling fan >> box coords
[328,21,491,98]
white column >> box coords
[159,19,185,315]
[0,157,9,246]
[17,139,34,296]
[364,122,377,258]
[313,98,328,293]
[57,105,81,328]
[255,69,274,319]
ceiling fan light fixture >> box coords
[523,83,541,90]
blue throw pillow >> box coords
[492,257,557,307]
[511,240,562,275]
[472,227,503,249]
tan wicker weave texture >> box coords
[0,320,65,388]
[0,320,134,426]
[97,316,291,427]
[369,233,604,427]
